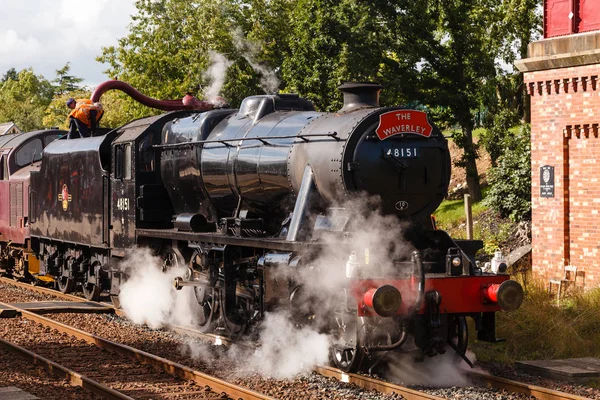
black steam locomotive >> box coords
[2,81,523,372]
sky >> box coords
[0,0,138,88]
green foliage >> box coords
[416,0,505,200]
[433,187,513,253]
[434,190,489,230]
[0,68,54,131]
[53,62,84,95]
[281,0,426,110]
[484,124,531,222]
[480,107,519,166]
[97,0,273,117]
[2,68,18,83]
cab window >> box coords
[44,134,59,147]
[15,139,43,167]
[138,135,154,172]
[115,144,132,180]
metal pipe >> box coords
[365,321,408,352]
[286,165,314,242]
[411,250,426,314]
[90,80,215,111]
[153,132,341,150]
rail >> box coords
[1,277,592,400]
[0,300,275,400]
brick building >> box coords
[515,0,600,290]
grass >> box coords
[433,187,512,255]
[433,192,488,230]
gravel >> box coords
[0,345,101,400]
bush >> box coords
[484,124,531,222]
[480,108,519,166]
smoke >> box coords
[219,195,416,378]
[293,195,416,326]
[117,247,199,329]
[232,28,280,94]
[201,28,281,102]
[115,197,474,385]
[229,311,330,379]
[203,50,233,103]
[384,349,475,387]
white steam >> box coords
[230,311,330,379]
[232,28,280,94]
[385,350,475,387]
[115,197,475,386]
[118,248,198,329]
[203,50,233,103]
[224,196,416,378]
[201,29,281,102]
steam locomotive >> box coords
[0,81,523,372]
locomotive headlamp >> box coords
[483,280,524,311]
[363,285,402,317]
[451,257,462,267]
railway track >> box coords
[0,277,593,400]
[169,323,593,400]
[0,299,274,400]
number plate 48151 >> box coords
[384,147,419,158]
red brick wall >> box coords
[524,65,600,289]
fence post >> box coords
[464,194,473,240]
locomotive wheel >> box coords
[221,289,253,337]
[448,316,469,356]
[57,257,75,294]
[330,314,367,372]
[194,286,217,332]
[190,250,217,332]
[82,283,102,301]
[57,277,74,294]
[82,259,104,301]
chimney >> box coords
[338,82,383,113]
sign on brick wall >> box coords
[540,165,555,198]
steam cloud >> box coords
[118,248,199,329]
[203,50,233,103]
[228,311,330,379]
[232,28,280,94]
[385,350,475,387]
[201,29,281,101]
[117,196,473,384]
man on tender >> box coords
[65,98,104,139]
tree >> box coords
[53,62,84,95]
[97,0,260,118]
[495,0,542,122]
[416,0,502,201]
[281,0,426,111]
[2,68,18,83]
[0,68,54,131]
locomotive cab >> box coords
[110,111,197,251]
